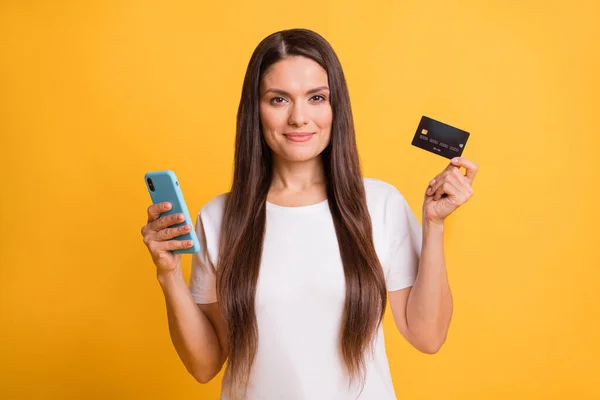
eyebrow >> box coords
[262,86,330,97]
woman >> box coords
[141,28,477,400]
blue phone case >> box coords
[144,170,200,254]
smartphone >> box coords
[144,170,200,254]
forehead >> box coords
[261,56,328,91]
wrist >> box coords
[157,267,184,288]
[423,219,445,234]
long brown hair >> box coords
[217,28,387,398]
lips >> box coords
[284,132,315,143]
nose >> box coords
[288,102,308,127]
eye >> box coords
[269,96,286,105]
[310,94,327,102]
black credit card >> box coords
[411,116,470,159]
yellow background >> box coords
[1,0,598,398]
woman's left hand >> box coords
[423,157,478,225]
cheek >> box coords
[260,105,288,132]
[314,106,333,128]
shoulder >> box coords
[363,177,407,208]
[362,177,421,270]
[199,192,229,219]
[196,192,230,235]
[362,177,419,234]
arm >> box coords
[158,268,228,383]
[389,157,477,353]
[389,221,452,354]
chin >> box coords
[278,148,323,163]
[283,154,320,163]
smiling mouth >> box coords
[284,132,316,143]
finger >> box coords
[426,178,439,196]
[155,223,193,242]
[444,169,474,202]
[427,163,468,196]
[143,222,188,246]
[147,202,172,223]
[426,179,436,196]
[451,168,474,196]
[426,170,450,196]
[431,175,451,200]
[434,178,466,202]
[433,180,453,201]
[433,181,447,201]
[432,173,467,200]
[450,167,471,188]
[150,212,187,232]
[155,239,195,253]
[450,157,478,185]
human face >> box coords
[259,56,333,164]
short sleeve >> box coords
[385,189,423,292]
[188,211,218,304]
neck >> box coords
[270,155,326,192]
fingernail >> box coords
[165,203,171,209]
[452,158,459,163]
[430,179,436,185]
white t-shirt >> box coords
[189,177,422,400]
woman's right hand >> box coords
[141,202,195,276]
